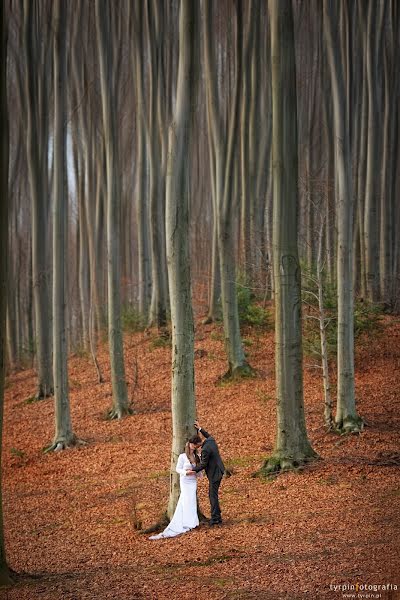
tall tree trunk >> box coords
[203,0,253,379]
[203,90,220,324]
[23,0,53,398]
[261,0,317,475]
[74,150,90,352]
[239,2,255,280]
[324,0,363,433]
[379,37,396,305]
[0,1,13,585]
[135,111,150,317]
[356,63,368,299]
[166,0,197,518]
[363,1,385,303]
[50,0,77,450]
[316,222,333,430]
[96,0,130,418]
[131,0,169,329]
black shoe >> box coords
[209,520,222,527]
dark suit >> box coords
[192,428,225,524]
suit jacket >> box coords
[192,428,225,482]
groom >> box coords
[187,420,225,526]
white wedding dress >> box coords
[149,453,201,539]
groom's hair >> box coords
[189,435,202,446]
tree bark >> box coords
[135,110,151,317]
[96,0,130,418]
[51,0,77,450]
[261,0,317,475]
[363,1,385,303]
[23,0,53,398]
[139,0,168,329]
[316,223,333,430]
[379,29,396,306]
[0,1,13,585]
[203,0,252,379]
[165,0,197,517]
[324,0,362,433]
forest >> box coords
[0,0,399,598]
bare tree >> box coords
[132,0,170,329]
[202,0,253,379]
[49,0,77,450]
[362,0,386,303]
[22,0,53,398]
[0,0,13,586]
[165,0,197,518]
[96,0,130,418]
[260,0,317,475]
[324,0,363,433]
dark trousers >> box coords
[209,478,222,523]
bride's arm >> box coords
[175,454,188,476]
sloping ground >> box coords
[1,317,400,600]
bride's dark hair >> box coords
[185,440,201,466]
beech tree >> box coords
[96,0,130,418]
[323,0,363,433]
[22,0,53,398]
[261,0,317,474]
[132,0,170,329]
[0,0,13,586]
[362,1,386,303]
[202,0,253,379]
[49,0,77,451]
[165,0,197,518]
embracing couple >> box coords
[149,421,225,540]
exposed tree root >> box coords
[35,386,54,400]
[219,362,256,382]
[334,415,364,435]
[254,451,319,478]
[105,406,134,420]
[44,436,86,453]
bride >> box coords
[149,436,203,540]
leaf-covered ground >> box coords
[2,316,400,599]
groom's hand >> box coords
[186,470,195,476]
[194,420,201,431]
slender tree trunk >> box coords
[132,0,169,330]
[136,112,150,317]
[166,0,197,518]
[50,0,77,451]
[96,0,130,418]
[261,0,317,475]
[239,2,255,279]
[203,0,253,379]
[316,223,333,430]
[6,223,17,369]
[363,1,385,303]
[324,0,362,433]
[0,1,13,585]
[356,66,368,299]
[379,44,395,305]
[203,93,220,324]
[74,151,90,352]
[86,135,103,348]
[23,0,53,398]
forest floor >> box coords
[1,313,400,600]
